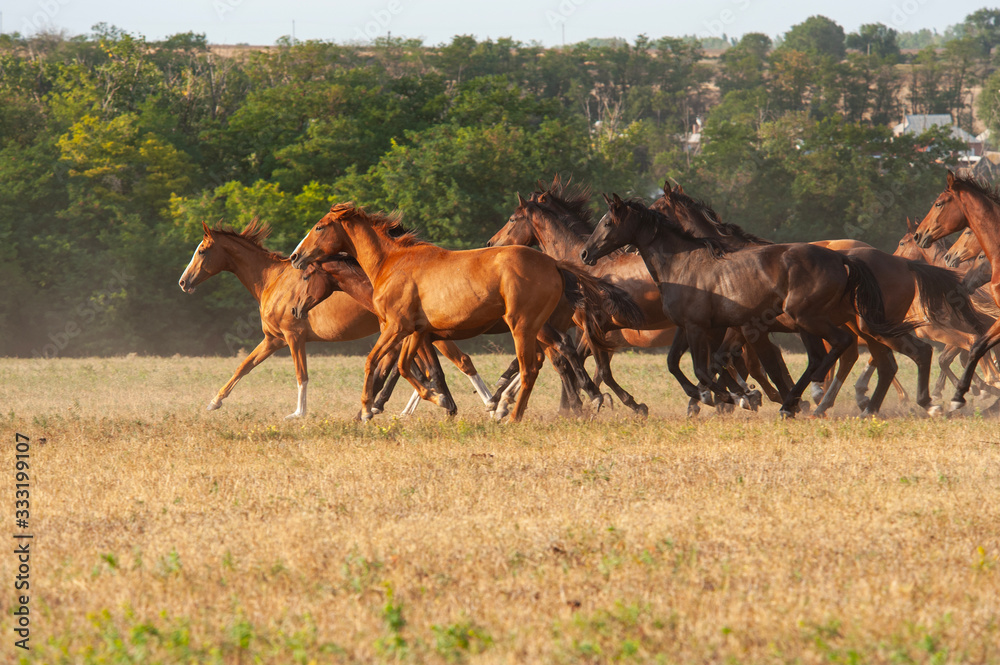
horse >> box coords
[288,257,495,415]
[943,228,981,269]
[581,194,917,418]
[287,256,619,420]
[178,219,487,418]
[489,179,769,414]
[290,203,639,422]
[913,170,1000,411]
[652,185,960,417]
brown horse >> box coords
[944,228,981,269]
[653,185,954,417]
[581,194,917,417]
[290,203,635,422]
[288,257,496,415]
[913,171,1000,410]
[489,180,768,413]
[178,219,486,418]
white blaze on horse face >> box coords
[179,241,205,292]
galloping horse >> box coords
[290,203,637,422]
[944,228,981,270]
[653,185,958,417]
[581,194,910,417]
[913,171,1000,410]
[178,219,488,418]
[288,257,495,415]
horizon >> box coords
[1,0,981,48]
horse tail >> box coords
[841,255,919,338]
[557,265,644,353]
[906,260,991,335]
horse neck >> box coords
[219,236,284,302]
[958,189,1000,270]
[341,221,393,280]
[532,209,586,262]
[633,220,706,284]
[325,265,375,310]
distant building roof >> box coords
[892,114,978,140]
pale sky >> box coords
[0,0,986,46]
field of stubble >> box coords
[1,351,999,664]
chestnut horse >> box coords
[944,228,981,269]
[178,220,488,418]
[581,194,913,417]
[290,203,636,422]
[288,257,495,415]
[913,171,1000,410]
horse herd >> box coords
[177,171,1000,422]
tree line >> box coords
[2,10,999,356]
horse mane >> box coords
[620,198,730,257]
[952,173,1000,207]
[537,176,596,237]
[329,202,426,246]
[210,217,287,261]
[663,189,773,245]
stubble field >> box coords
[1,351,999,664]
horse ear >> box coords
[612,193,623,205]
[201,221,211,236]
[906,217,915,233]
[602,193,613,205]
[676,184,685,194]
[946,170,955,187]
[516,192,528,207]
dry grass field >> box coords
[1,352,999,664]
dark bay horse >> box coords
[653,185,977,415]
[913,171,1000,411]
[290,203,637,422]
[580,194,911,417]
[178,220,485,418]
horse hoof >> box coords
[738,396,751,411]
[926,405,943,417]
[371,406,384,415]
[860,408,877,418]
[636,403,649,418]
[950,399,966,412]
[207,399,222,411]
[699,390,714,407]
[810,384,825,404]
[591,395,605,411]
[284,412,303,420]
[748,390,763,410]
[856,396,871,412]
[779,409,795,420]
[687,401,701,417]
[360,411,374,423]
[798,402,810,415]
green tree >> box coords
[782,16,846,60]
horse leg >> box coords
[951,318,1000,412]
[399,334,457,415]
[210,335,286,410]
[686,326,734,409]
[879,332,934,414]
[854,356,876,411]
[488,359,521,414]
[591,346,648,416]
[932,345,961,399]
[780,328,853,419]
[361,325,413,422]
[856,337,897,417]
[743,331,796,403]
[285,334,309,419]
[434,340,492,405]
[813,336,859,418]
[506,326,542,423]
